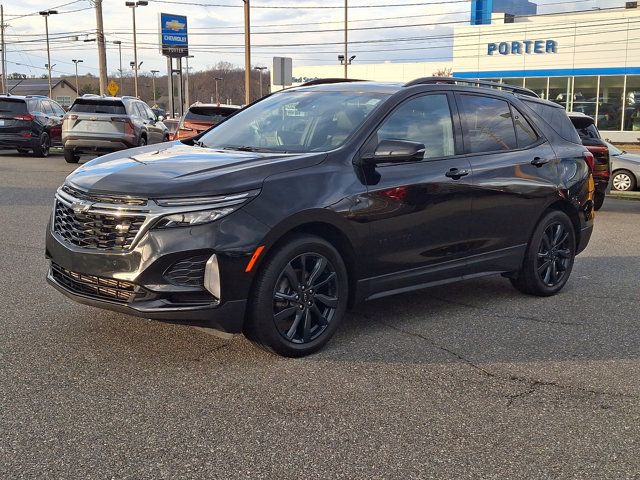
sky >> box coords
[1,0,628,79]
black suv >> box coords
[0,94,65,156]
[46,78,595,357]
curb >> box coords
[607,192,640,201]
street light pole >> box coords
[113,41,123,87]
[72,59,83,95]
[185,55,193,108]
[150,69,159,105]
[254,66,266,98]
[243,0,251,104]
[214,77,222,104]
[125,1,147,98]
[344,0,348,79]
[39,10,58,98]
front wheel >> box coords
[510,210,576,297]
[244,234,349,357]
[63,148,80,164]
[32,132,50,157]
[612,170,636,192]
[138,136,147,147]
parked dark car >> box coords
[606,141,640,191]
[62,95,169,163]
[46,78,594,357]
[174,103,241,140]
[568,112,610,210]
[0,94,65,157]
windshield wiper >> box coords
[221,145,284,153]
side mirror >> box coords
[364,139,425,164]
[157,115,164,122]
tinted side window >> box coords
[523,100,581,144]
[459,94,517,153]
[41,101,55,115]
[511,105,538,148]
[376,94,455,160]
[50,101,65,116]
[576,124,600,140]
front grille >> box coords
[164,254,209,288]
[51,262,142,303]
[53,200,146,250]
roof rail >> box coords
[299,78,366,87]
[404,76,539,98]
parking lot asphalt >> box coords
[1,151,639,479]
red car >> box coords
[175,104,241,140]
[568,112,610,211]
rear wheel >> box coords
[32,132,50,157]
[244,234,349,357]
[593,191,605,211]
[612,170,636,191]
[138,135,147,146]
[63,148,80,164]
[510,210,576,297]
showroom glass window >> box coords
[376,94,455,159]
[598,76,624,131]
[624,75,640,132]
[458,95,518,153]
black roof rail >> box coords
[299,78,366,87]
[404,76,539,98]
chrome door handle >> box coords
[445,168,470,179]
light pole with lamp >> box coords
[150,70,159,105]
[254,66,267,98]
[113,40,123,84]
[213,77,222,104]
[39,10,58,98]
[72,59,83,95]
[125,0,147,98]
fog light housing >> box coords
[204,254,221,301]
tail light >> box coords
[14,114,34,121]
[582,151,595,172]
[111,117,134,134]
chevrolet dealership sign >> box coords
[159,13,188,57]
[488,40,557,55]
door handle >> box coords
[445,168,470,179]
[531,157,550,167]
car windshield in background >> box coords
[606,142,623,155]
[186,106,237,123]
[0,99,27,115]
[198,90,389,153]
[70,100,126,115]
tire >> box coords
[611,169,636,192]
[138,135,147,146]
[32,132,50,158]
[16,148,30,155]
[244,234,349,357]
[510,210,576,297]
[63,148,80,164]
[593,191,605,211]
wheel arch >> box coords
[546,199,581,249]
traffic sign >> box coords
[107,80,119,96]
[273,57,292,88]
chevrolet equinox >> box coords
[46,78,595,357]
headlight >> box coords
[153,189,259,229]
[155,207,237,229]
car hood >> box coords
[66,141,326,198]
[614,151,640,165]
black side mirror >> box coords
[363,139,425,164]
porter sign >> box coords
[487,40,557,55]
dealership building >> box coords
[289,1,640,141]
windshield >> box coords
[606,142,622,156]
[198,90,389,153]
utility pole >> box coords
[1,5,6,93]
[94,0,108,94]
[72,59,83,94]
[39,10,58,98]
[150,69,159,105]
[243,0,251,105]
[344,0,348,79]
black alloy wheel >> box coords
[245,234,348,357]
[139,136,147,146]
[33,132,50,157]
[272,253,338,344]
[510,210,576,297]
[536,222,572,288]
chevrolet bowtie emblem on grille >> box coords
[115,224,130,233]
[71,201,91,214]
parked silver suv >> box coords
[62,95,169,163]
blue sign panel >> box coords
[160,13,188,57]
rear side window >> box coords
[70,100,126,115]
[0,99,28,115]
[458,95,517,153]
[41,101,55,115]
[511,105,538,147]
[185,106,237,123]
[523,100,581,144]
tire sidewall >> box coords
[247,235,349,357]
[35,132,50,157]
[525,211,576,296]
[612,170,636,191]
